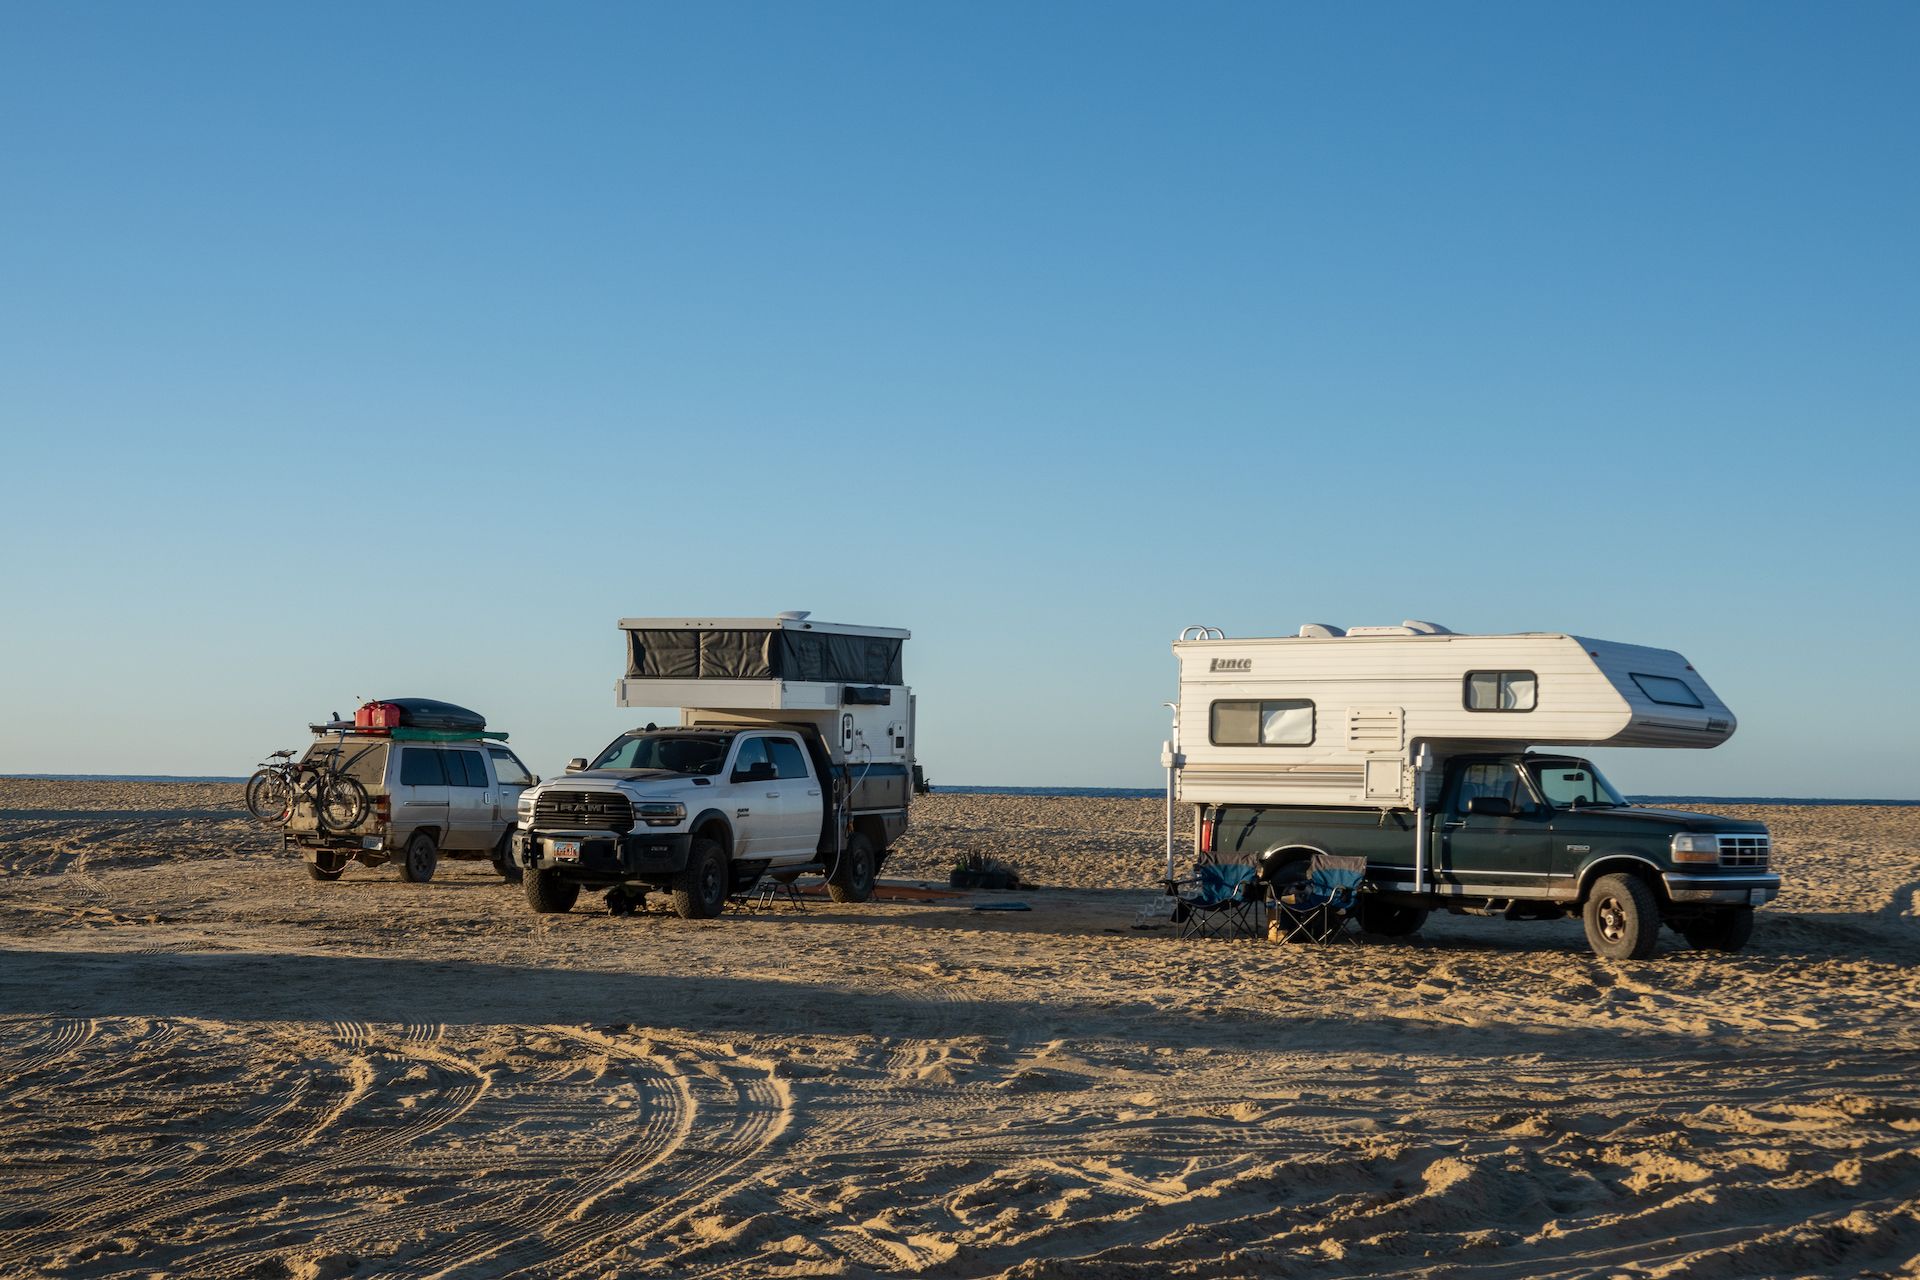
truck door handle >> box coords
[1442,820,1467,829]
[766,791,781,798]
[806,789,820,797]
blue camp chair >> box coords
[1272,854,1368,944]
[1171,861,1265,940]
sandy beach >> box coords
[2,779,1917,1278]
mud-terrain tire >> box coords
[828,832,878,904]
[1355,898,1428,938]
[491,830,523,884]
[524,867,580,913]
[1583,873,1660,960]
[1681,907,1754,953]
[306,850,349,882]
[397,831,439,884]
[672,838,729,919]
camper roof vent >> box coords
[776,610,812,623]
[1298,623,1346,638]
[1345,620,1456,637]
[1402,620,1453,635]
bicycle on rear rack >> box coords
[245,739,371,833]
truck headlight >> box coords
[636,802,686,828]
[1671,833,1720,863]
[517,794,536,817]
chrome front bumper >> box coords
[1663,871,1781,906]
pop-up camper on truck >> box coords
[513,613,916,919]
[1168,621,1778,959]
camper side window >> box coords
[1630,673,1703,707]
[1464,670,1537,712]
[1210,699,1315,746]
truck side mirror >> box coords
[1466,795,1514,817]
[565,757,587,774]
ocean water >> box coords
[3,776,1915,806]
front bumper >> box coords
[515,829,692,879]
[1662,871,1781,906]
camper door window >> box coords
[1210,699,1315,746]
[1464,670,1538,712]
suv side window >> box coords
[1450,762,1538,816]
[446,749,487,787]
[731,737,770,777]
[766,738,810,781]
[488,747,533,787]
[400,748,447,787]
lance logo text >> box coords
[1209,658,1252,672]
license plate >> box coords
[1749,888,1766,906]
[552,839,582,861]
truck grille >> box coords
[1719,834,1770,869]
[533,791,633,833]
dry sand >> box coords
[2,779,1918,1278]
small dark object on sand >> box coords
[971,901,1031,912]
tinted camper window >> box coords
[1210,700,1314,746]
[1465,671,1538,712]
[1631,673,1703,707]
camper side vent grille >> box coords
[1347,707,1405,750]
[1718,834,1769,869]
[534,791,635,834]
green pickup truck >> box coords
[1206,751,1778,959]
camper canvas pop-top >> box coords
[1169,621,1775,959]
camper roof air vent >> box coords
[1402,620,1453,635]
[776,610,812,622]
[1298,623,1346,638]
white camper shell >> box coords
[616,615,915,767]
[1173,623,1735,809]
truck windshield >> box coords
[590,734,729,775]
[1528,760,1628,809]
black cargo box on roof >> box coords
[380,698,487,732]
[624,628,903,685]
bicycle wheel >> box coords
[316,774,370,832]
[245,769,295,824]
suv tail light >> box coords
[374,796,391,821]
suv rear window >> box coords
[303,739,390,786]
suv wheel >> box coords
[1583,873,1660,960]
[1355,898,1427,938]
[491,830,523,884]
[397,831,439,884]
[524,867,579,914]
[306,850,350,882]
[827,831,877,904]
[671,837,728,919]
[1681,906,1754,953]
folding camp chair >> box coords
[1271,854,1367,944]
[1169,862,1266,940]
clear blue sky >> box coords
[2,3,1916,797]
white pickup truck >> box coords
[513,724,910,917]
[513,613,919,918]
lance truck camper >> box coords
[513,614,915,918]
[1169,621,1778,959]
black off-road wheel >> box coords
[306,850,350,882]
[1355,898,1428,938]
[397,831,439,884]
[1681,906,1754,953]
[524,867,580,914]
[1583,872,1660,960]
[828,831,877,904]
[491,830,523,884]
[672,837,729,919]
